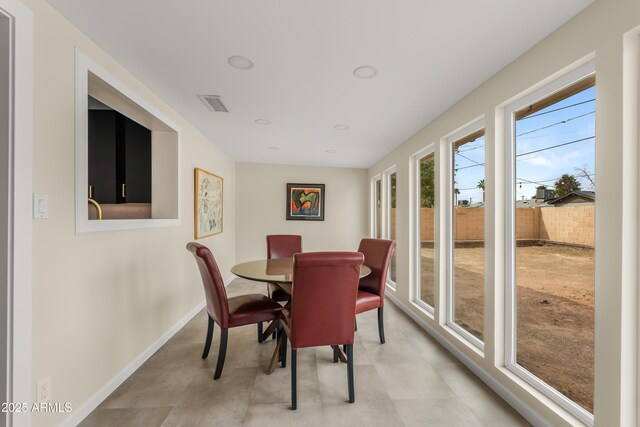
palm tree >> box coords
[477,179,485,202]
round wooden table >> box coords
[230,258,371,373]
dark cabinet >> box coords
[88,110,117,203]
[88,109,151,204]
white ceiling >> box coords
[47,0,593,169]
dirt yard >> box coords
[419,244,594,413]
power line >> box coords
[516,111,594,137]
[456,135,595,171]
[516,135,594,157]
[519,98,595,120]
[456,152,484,168]
[516,173,595,187]
[456,142,484,154]
[455,101,594,155]
[455,164,484,171]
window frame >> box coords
[411,144,435,314]
[444,119,486,351]
[370,174,382,239]
[75,49,181,234]
[383,166,397,289]
[503,59,595,426]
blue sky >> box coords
[454,85,596,203]
[454,135,485,204]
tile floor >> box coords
[80,279,530,427]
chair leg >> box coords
[354,318,358,331]
[280,330,288,368]
[291,349,297,410]
[331,345,339,363]
[213,328,228,380]
[377,307,385,344]
[257,322,264,343]
[346,344,355,403]
[202,315,214,359]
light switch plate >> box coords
[33,194,48,219]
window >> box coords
[412,146,435,311]
[75,50,181,233]
[446,123,485,347]
[371,168,397,287]
[505,62,595,424]
[371,175,382,238]
[384,167,397,287]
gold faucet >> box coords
[88,198,103,220]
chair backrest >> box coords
[289,252,364,348]
[357,238,397,298]
[267,234,302,259]
[186,242,230,328]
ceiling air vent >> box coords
[198,95,229,113]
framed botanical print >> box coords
[194,168,223,239]
[286,183,325,221]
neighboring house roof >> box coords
[548,191,595,206]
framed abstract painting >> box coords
[194,168,223,239]
[286,183,325,221]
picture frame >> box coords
[194,168,223,239]
[286,183,325,221]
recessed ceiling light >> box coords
[267,146,280,151]
[333,124,349,131]
[255,119,271,125]
[325,149,337,154]
[228,55,255,70]
[353,65,377,79]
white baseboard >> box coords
[59,276,234,427]
[385,292,550,427]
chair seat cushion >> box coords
[228,294,282,328]
[355,290,382,314]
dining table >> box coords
[230,258,371,374]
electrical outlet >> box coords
[37,377,51,403]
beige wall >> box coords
[368,0,640,425]
[235,163,368,262]
[24,0,236,426]
[18,0,639,425]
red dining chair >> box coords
[186,242,282,379]
[279,251,364,409]
[266,234,302,302]
[355,238,397,343]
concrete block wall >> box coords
[538,205,595,247]
[406,205,594,247]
